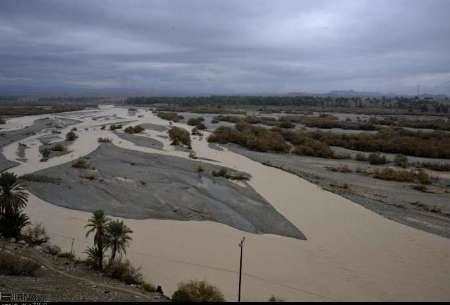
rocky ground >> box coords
[25,144,305,240]
[226,144,450,238]
[0,239,168,302]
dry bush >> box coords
[372,168,431,185]
[22,223,49,245]
[327,165,353,173]
[0,252,41,276]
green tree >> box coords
[105,220,133,265]
[85,210,110,270]
[0,211,30,238]
[0,172,29,217]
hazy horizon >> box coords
[1,0,450,96]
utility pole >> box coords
[238,237,245,302]
[70,238,75,256]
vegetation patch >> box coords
[313,128,450,159]
[212,167,250,181]
[109,124,123,131]
[104,260,143,285]
[208,123,289,153]
[168,126,191,148]
[72,158,92,169]
[124,125,144,134]
[372,168,431,184]
[187,117,205,126]
[65,131,78,141]
[171,280,225,302]
[416,162,450,172]
[156,112,184,122]
[0,251,41,276]
[21,223,49,245]
[98,137,112,143]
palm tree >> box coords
[0,211,30,238]
[105,220,133,265]
[0,172,29,217]
[85,210,109,270]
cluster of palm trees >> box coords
[0,172,30,238]
[85,209,133,270]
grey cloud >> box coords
[0,0,449,95]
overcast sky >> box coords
[1,0,449,95]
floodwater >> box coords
[2,106,450,301]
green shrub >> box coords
[171,280,225,302]
[169,126,191,147]
[0,252,41,276]
[212,168,228,178]
[52,143,66,152]
[208,124,290,153]
[124,125,145,134]
[417,169,431,185]
[65,131,78,141]
[105,260,143,285]
[187,117,205,126]
[142,281,157,293]
[41,147,51,159]
[314,128,450,159]
[110,124,123,130]
[269,295,285,302]
[394,154,408,168]
[72,158,91,169]
[212,168,250,181]
[157,112,184,122]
